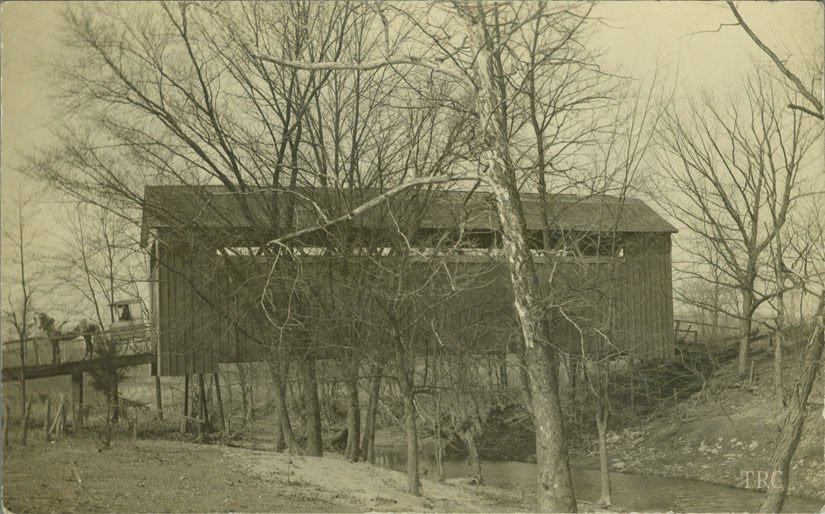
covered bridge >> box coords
[140,186,677,376]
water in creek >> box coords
[373,447,822,512]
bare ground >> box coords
[1,437,354,513]
[573,342,825,504]
[2,431,627,513]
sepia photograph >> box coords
[1,1,823,512]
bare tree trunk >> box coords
[759,295,824,513]
[237,364,248,419]
[20,341,26,415]
[360,363,382,463]
[288,379,302,425]
[193,377,202,438]
[712,283,720,342]
[21,400,31,446]
[224,370,233,408]
[44,398,51,441]
[404,392,420,496]
[300,357,323,457]
[320,380,335,427]
[568,354,578,402]
[498,354,508,389]
[773,239,787,409]
[111,381,120,425]
[207,374,214,414]
[738,291,754,377]
[198,373,209,431]
[344,374,361,462]
[59,398,67,437]
[245,382,254,423]
[214,373,226,436]
[459,8,578,507]
[526,343,577,512]
[434,387,445,482]
[273,410,285,452]
[103,391,112,448]
[774,331,784,408]
[270,360,299,453]
[596,400,611,506]
[517,351,533,414]
[630,368,635,414]
[460,425,483,485]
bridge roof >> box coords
[140,185,676,246]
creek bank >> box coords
[571,403,825,504]
[3,433,626,513]
[401,340,825,506]
[567,341,825,505]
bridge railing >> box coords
[1,324,152,370]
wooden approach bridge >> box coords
[2,351,155,382]
[2,324,154,429]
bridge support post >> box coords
[181,374,189,434]
[155,375,163,422]
[71,369,83,431]
[213,373,226,436]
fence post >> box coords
[21,400,32,445]
[71,369,84,432]
[44,398,52,441]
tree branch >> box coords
[726,0,823,119]
[254,54,468,82]
[266,174,483,247]
[788,103,823,120]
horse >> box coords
[36,312,64,364]
[36,313,102,362]
[74,319,100,360]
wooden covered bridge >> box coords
[139,185,677,377]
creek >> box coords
[373,447,822,512]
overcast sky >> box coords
[1,1,822,320]
[2,1,821,196]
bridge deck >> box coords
[2,352,156,382]
[2,324,154,381]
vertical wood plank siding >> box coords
[613,233,675,359]
[154,233,675,376]
[150,242,161,374]
[156,241,218,375]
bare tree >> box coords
[31,1,376,454]
[702,9,825,510]
[1,190,43,422]
[758,195,825,513]
[248,3,656,509]
[33,3,660,510]
[657,71,820,378]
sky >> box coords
[1,2,820,190]
[0,1,823,321]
